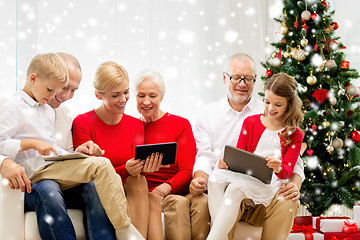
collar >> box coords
[19,89,41,108]
[224,96,259,114]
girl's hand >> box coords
[142,152,169,173]
[126,158,144,177]
[152,183,172,197]
[266,157,282,173]
[217,158,228,169]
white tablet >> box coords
[43,153,89,161]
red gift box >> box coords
[324,232,360,240]
[342,220,358,234]
[295,216,314,226]
[290,223,322,240]
[313,217,352,232]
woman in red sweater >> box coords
[134,69,196,240]
[72,62,156,239]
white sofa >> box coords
[0,174,263,240]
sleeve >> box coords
[0,155,9,168]
[236,117,251,151]
[276,128,304,179]
[0,104,21,160]
[292,156,305,182]
[72,115,93,149]
[165,120,196,193]
[192,110,218,176]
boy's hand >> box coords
[126,158,144,177]
[20,139,58,156]
[217,158,228,169]
[266,157,281,173]
[0,158,31,193]
[75,140,105,156]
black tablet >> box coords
[135,142,177,165]
[223,145,273,184]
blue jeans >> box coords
[25,180,116,240]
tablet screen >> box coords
[135,142,177,165]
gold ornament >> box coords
[283,51,290,58]
[280,24,289,35]
[306,75,317,85]
[292,46,306,61]
[325,59,336,69]
[322,121,331,128]
[332,138,343,149]
[301,10,311,21]
[347,85,359,96]
[300,38,308,47]
[328,97,337,106]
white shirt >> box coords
[0,90,68,177]
[53,105,74,152]
[193,97,305,181]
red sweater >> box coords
[72,110,144,180]
[144,113,196,194]
[236,114,303,179]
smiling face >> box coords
[96,82,130,115]
[48,63,82,108]
[27,73,67,106]
[264,90,288,122]
[136,79,163,122]
[224,58,256,111]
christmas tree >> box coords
[261,0,360,216]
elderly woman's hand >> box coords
[152,183,172,198]
[126,158,144,177]
[277,182,300,201]
[142,152,169,173]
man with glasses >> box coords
[187,53,305,239]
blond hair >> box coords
[27,53,69,84]
[93,61,129,93]
[264,72,303,145]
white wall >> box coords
[0,0,359,123]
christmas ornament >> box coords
[300,37,308,47]
[328,96,337,106]
[312,125,317,131]
[292,46,306,61]
[269,57,281,67]
[325,59,336,69]
[322,1,328,8]
[350,130,360,143]
[341,61,349,69]
[332,22,339,30]
[332,138,343,150]
[294,16,299,28]
[283,51,290,58]
[322,121,330,128]
[321,37,332,52]
[271,51,277,58]
[311,13,319,21]
[347,85,359,96]
[279,23,289,35]
[306,149,313,156]
[345,109,354,118]
[312,88,329,103]
[301,10,311,21]
[266,69,273,77]
[307,75,317,85]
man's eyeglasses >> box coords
[224,72,256,85]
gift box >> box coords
[295,216,313,226]
[323,232,360,240]
[354,205,360,225]
[312,217,357,232]
[288,224,324,240]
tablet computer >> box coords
[223,145,273,184]
[43,153,89,161]
[135,142,177,165]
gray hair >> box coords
[133,69,166,97]
[224,53,257,76]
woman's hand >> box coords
[75,140,105,156]
[266,157,281,173]
[152,183,172,198]
[142,152,168,173]
[125,158,144,177]
[217,158,228,169]
[278,182,300,201]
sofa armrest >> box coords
[0,174,25,239]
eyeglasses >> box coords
[225,72,256,85]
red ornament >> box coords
[312,125,317,131]
[312,88,329,104]
[306,150,313,156]
[314,44,318,51]
[341,61,349,69]
[342,220,358,233]
[350,130,360,143]
[266,70,273,77]
[311,13,319,20]
[332,22,339,30]
[322,1,328,8]
[294,21,299,28]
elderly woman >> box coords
[72,62,157,239]
[134,69,196,240]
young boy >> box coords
[0,53,143,240]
